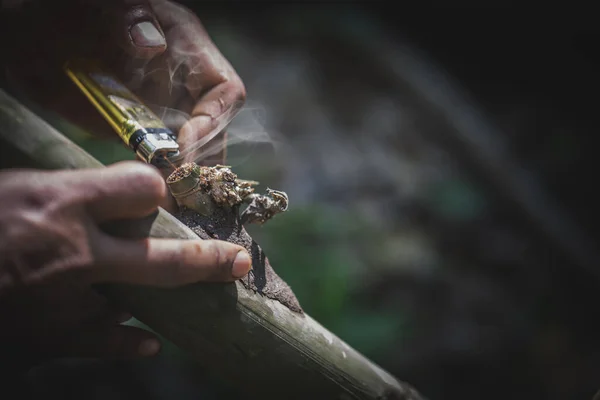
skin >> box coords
[0,0,247,365]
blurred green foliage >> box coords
[426,178,488,222]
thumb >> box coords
[91,236,253,287]
[106,0,167,59]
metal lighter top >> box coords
[64,60,180,166]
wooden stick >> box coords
[0,89,423,400]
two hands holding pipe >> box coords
[0,0,248,363]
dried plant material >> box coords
[166,162,300,312]
[165,161,197,183]
[236,178,260,199]
[167,162,286,226]
[241,189,289,225]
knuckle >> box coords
[183,240,233,280]
[230,78,247,105]
[172,240,207,283]
[183,240,205,262]
[206,240,228,269]
[4,171,63,207]
[124,3,156,22]
[25,183,57,209]
[2,220,96,286]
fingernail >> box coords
[232,250,252,278]
[138,338,161,356]
[130,21,166,48]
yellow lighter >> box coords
[64,60,180,167]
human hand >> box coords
[1,0,245,165]
[0,161,251,366]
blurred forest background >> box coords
[16,4,600,400]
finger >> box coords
[178,81,245,163]
[63,325,161,358]
[73,161,168,222]
[102,0,168,59]
[141,0,245,161]
[196,130,228,167]
[129,153,179,213]
[91,236,252,286]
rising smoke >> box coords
[124,0,284,166]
